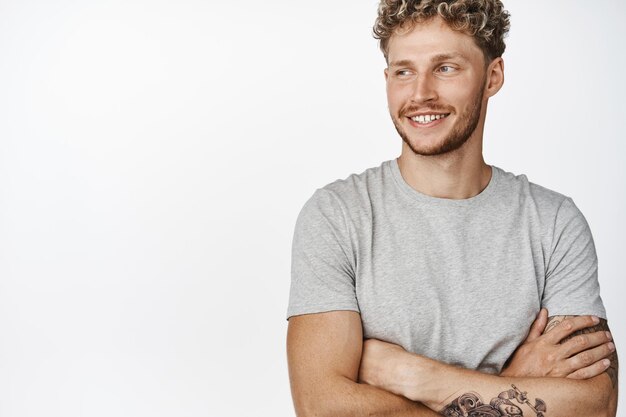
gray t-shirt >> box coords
[287,159,606,374]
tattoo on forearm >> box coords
[546,316,619,388]
[440,385,546,417]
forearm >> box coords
[294,374,439,417]
[393,354,616,417]
[287,311,440,417]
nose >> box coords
[411,73,438,103]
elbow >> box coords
[599,382,617,417]
[601,390,618,417]
[581,375,617,417]
[293,393,347,417]
[294,406,329,417]
[294,400,338,417]
[292,378,355,417]
[594,404,617,417]
[291,389,325,417]
[292,397,321,417]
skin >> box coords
[288,311,616,417]
[287,16,617,417]
[385,16,501,200]
[358,314,618,416]
[288,311,441,416]
[356,19,618,415]
[501,310,617,383]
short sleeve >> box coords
[542,197,606,318]
[286,189,359,320]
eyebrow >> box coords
[388,53,470,68]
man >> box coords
[286,1,618,416]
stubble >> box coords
[392,77,487,156]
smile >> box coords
[409,114,450,124]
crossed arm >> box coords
[287,310,618,417]
[288,310,439,416]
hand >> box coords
[358,338,407,392]
[501,309,615,379]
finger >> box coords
[560,330,613,357]
[564,342,616,374]
[566,359,611,380]
[526,308,548,342]
[543,315,600,344]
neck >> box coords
[397,139,491,200]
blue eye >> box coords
[438,65,456,73]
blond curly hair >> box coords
[373,0,510,62]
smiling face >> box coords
[385,17,503,156]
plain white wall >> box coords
[0,1,624,416]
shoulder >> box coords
[494,166,592,250]
[321,161,389,200]
[493,166,578,219]
[494,166,569,207]
[300,161,391,218]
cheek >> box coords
[448,88,482,112]
[386,83,409,109]
[439,76,483,105]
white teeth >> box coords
[411,114,447,124]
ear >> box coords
[485,57,504,98]
[384,67,389,81]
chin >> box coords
[404,134,449,154]
[403,133,470,157]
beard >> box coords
[391,79,486,156]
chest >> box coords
[353,208,545,371]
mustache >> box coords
[400,104,453,116]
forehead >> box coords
[387,16,483,64]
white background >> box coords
[0,1,624,416]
